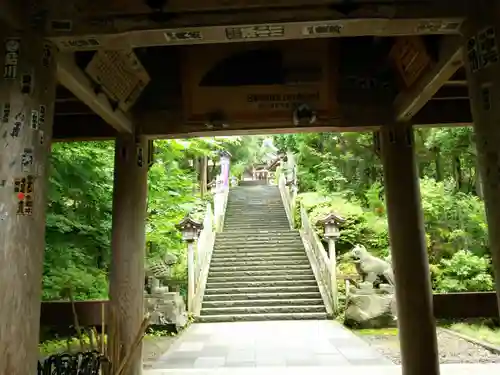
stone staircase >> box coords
[199,185,327,322]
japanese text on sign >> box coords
[14,175,35,216]
[4,39,20,79]
[467,26,499,73]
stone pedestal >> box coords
[344,282,397,329]
[145,292,188,331]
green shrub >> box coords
[434,250,494,292]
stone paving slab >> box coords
[146,364,500,375]
[151,320,391,370]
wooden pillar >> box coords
[379,125,439,375]
[109,135,149,375]
[0,32,56,374]
[462,1,500,316]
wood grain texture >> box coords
[462,0,500,318]
[380,124,439,375]
[109,134,149,375]
[0,34,57,374]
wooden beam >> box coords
[53,98,472,141]
[432,85,469,100]
[393,36,464,122]
[56,53,133,133]
[413,99,472,127]
[47,1,466,51]
[53,114,116,142]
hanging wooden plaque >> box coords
[389,36,432,88]
[181,39,338,124]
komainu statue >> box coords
[349,244,394,288]
[344,244,397,329]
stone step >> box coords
[209,258,309,267]
[202,298,324,309]
[223,226,291,231]
[223,221,289,227]
[206,279,318,289]
[204,285,319,295]
[224,225,290,231]
[226,209,285,212]
[214,241,303,248]
[208,268,313,278]
[226,208,285,212]
[197,312,328,323]
[207,273,315,283]
[214,244,304,251]
[211,257,308,265]
[219,234,296,239]
[225,215,288,219]
[211,252,307,261]
[217,230,299,236]
[202,291,322,301]
[201,304,326,316]
[225,212,287,222]
[209,264,311,272]
[213,249,305,255]
[215,237,301,244]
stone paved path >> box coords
[149,320,392,370]
[146,364,500,375]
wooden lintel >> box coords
[47,1,466,51]
[413,99,472,127]
[53,98,472,141]
[56,53,133,134]
[53,114,116,142]
[393,36,464,122]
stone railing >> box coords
[277,153,336,315]
[278,173,295,229]
[214,187,229,232]
[299,204,335,316]
[191,188,229,316]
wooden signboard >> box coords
[389,36,433,88]
[181,39,338,124]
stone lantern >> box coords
[318,213,345,242]
[177,216,203,242]
[317,212,345,312]
[177,215,203,312]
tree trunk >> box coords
[434,148,443,181]
[453,156,462,191]
[200,156,208,198]
[475,161,484,199]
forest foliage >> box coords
[43,137,244,300]
[274,128,494,293]
[43,128,494,301]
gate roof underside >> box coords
[1,0,478,141]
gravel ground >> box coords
[360,329,500,364]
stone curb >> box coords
[440,327,500,354]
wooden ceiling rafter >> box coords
[392,36,463,122]
[56,53,134,134]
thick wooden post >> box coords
[379,124,440,375]
[462,1,500,316]
[0,32,56,374]
[109,135,149,375]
